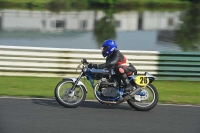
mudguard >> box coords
[62,78,88,93]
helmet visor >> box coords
[101,46,110,53]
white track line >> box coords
[0,96,199,107]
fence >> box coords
[0,45,200,81]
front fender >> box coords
[62,78,88,93]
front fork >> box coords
[70,72,84,91]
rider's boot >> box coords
[121,73,135,92]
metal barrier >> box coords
[0,45,200,81]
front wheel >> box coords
[54,80,86,108]
[127,83,158,111]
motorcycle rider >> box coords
[88,39,138,92]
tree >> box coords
[175,6,200,51]
[93,9,116,47]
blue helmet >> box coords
[101,39,117,57]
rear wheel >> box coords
[127,84,158,111]
[54,80,86,108]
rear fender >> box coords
[62,78,88,93]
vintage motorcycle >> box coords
[54,59,158,111]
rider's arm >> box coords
[97,51,119,69]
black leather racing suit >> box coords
[97,50,137,76]
[95,49,137,92]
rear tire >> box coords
[127,84,158,111]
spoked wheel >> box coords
[54,80,86,108]
[127,83,158,111]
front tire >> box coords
[127,84,158,111]
[54,80,86,108]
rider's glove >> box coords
[82,59,88,64]
[88,63,98,69]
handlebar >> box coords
[81,58,114,73]
[78,59,115,76]
[81,59,89,64]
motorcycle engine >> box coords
[98,78,118,98]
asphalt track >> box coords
[0,98,200,133]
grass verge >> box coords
[0,76,200,105]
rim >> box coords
[131,84,156,107]
[57,81,84,105]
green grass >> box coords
[0,76,200,105]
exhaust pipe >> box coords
[94,84,143,105]
[116,87,142,104]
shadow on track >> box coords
[32,99,133,111]
[32,99,63,108]
[80,101,132,111]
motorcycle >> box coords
[54,59,158,111]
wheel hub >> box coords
[140,89,149,100]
